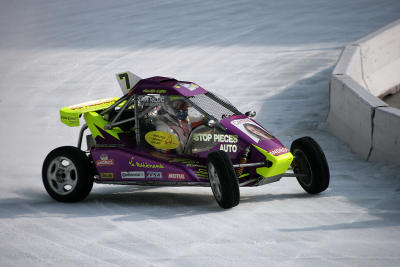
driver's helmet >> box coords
[166,96,189,120]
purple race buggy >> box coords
[42,72,330,209]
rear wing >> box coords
[60,97,119,127]
[59,71,140,127]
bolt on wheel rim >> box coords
[47,156,78,195]
[208,162,222,201]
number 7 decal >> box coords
[115,71,143,95]
[118,73,131,90]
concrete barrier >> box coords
[328,75,387,159]
[327,20,400,165]
[358,22,400,97]
[369,107,400,162]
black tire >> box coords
[290,137,330,194]
[42,146,93,202]
[207,151,240,209]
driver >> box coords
[148,97,197,154]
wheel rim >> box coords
[293,149,313,186]
[46,156,78,196]
[208,162,222,201]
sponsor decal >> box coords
[193,134,238,143]
[143,89,167,94]
[269,147,289,156]
[194,168,209,179]
[193,133,239,153]
[231,118,253,126]
[100,173,114,179]
[193,133,212,142]
[146,171,163,179]
[168,158,206,168]
[174,82,199,91]
[168,173,186,180]
[69,98,116,111]
[60,115,78,122]
[220,144,237,153]
[168,158,199,164]
[231,118,274,142]
[128,156,165,169]
[121,171,145,179]
[214,134,238,143]
[96,154,114,166]
[139,95,164,106]
[145,131,180,150]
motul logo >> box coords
[168,173,186,180]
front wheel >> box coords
[290,137,330,194]
[42,146,93,202]
[207,151,240,209]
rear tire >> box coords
[42,146,93,202]
[207,151,240,209]
[290,137,329,194]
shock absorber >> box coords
[235,146,250,177]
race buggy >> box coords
[42,72,330,209]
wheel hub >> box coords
[46,156,78,196]
[56,169,66,183]
[293,150,312,186]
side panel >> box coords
[186,125,248,163]
[91,147,209,183]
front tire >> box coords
[207,151,240,209]
[290,137,330,194]
[42,146,93,202]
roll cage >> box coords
[97,91,243,147]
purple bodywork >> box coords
[91,76,289,186]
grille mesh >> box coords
[189,92,241,120]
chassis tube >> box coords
[134,94,140,146]
[77,124,88,149]
[232,162,267,168]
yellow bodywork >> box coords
[84,112,123,140]
[60,97,120,127]
[145,131,180,150]
[252,144,293,178]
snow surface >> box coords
[1,0,400,266]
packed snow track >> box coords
[0,1,400,266]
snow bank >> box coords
[327,20,400,164]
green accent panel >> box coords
[59,97,120,127]
[60,109,80,127]
[252,145,293,178]
[239,173,250,179]
[84,112,123,140]
[168,95,184,101]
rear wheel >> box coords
[42,146,93,202]
[207,151,240,209]
[290,137,329,194]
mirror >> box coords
[245,111,256,117]
[207,119,217,128]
